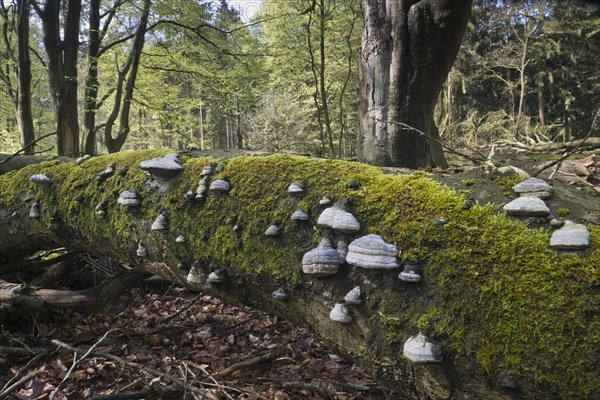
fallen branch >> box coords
[213,347,285,379]
[0,131,57,166]
[51,340,213,398]
[0,268,150,313]
[0,368,43,399]
[164,292,203,322]
[500,136,600,153]
[49,330,116,399]
[0,352,49,397]
[87,386,184,400]
[534,107,600,177]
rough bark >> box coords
[358,0,472,168]
[15,0,35,155]
[0,150,598,400]
[82,0,101,155]
[38,0,81,157]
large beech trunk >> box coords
[358,0,471,168]
[0,151,597,400]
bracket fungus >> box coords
[96,164,115,182]
[272,288,288,301]
[288,182,305,195]
[317,204,360,233]
[139,154,183,180]
[346,234,399,270]
[291,208,309,221]
[29,174,52,189]
[184,191,195,202]
[209,179,230,195]
[196,176,209,198]
[206,270,225,285]
[187,265,206,285]
[319,196,332,206]
[151,213,168,231]
[117,190,142,207]
[29,202,40,219]
[95,201,108,217]
[264,225,280,237]
[403,332,443,363]
[336,240,349,263]
[399,262,422,283]
[503,197,550,217]
[75,154,91,165]
[177,260,189,271]
[301,238,341,277]
[344,286,362,305]
[329,303,352,323]
[550,221,590,250]
[233,223,243,236]
[513,177,553,199]
[136,243,147,258]
[200,164,214,176]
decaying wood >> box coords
[504,136,600,153]
[0,268,150,314]
[534,108,600,177]
[1,150,598,400]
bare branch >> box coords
[533,107,600,177]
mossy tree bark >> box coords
[358,0,472,168]
[0,150,598,399]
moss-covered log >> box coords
[0,150,598,399]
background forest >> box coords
[0,0,598,159]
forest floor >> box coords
[1,282,396,400]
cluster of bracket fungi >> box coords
[25,153,442,364]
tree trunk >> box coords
[83,0,101,155]
[39,0,81,157]
[318,0,335,158]
[358,0,471,168]
[537,77,546,126]
[104,0,151,153]
[16,0,35,155]
[1,151,597,400]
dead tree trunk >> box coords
[0,150,597,400]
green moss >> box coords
[493,174,523,192]
[461,178,476,186]
[557,207,571,217]
[1,151,599,398]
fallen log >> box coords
[0,149,598,399]
[498,136,600,152]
